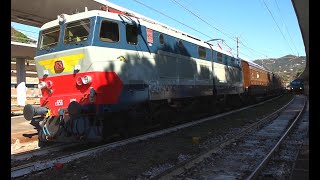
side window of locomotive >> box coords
[198,46,206,59]
[224,55,228,65]
[39,26,60,50]
[217,52,223,63]
[126,24,138,45]
[231,57,235,66]
[99,20,119,42]
[177,40,189,56]
[159,33,164,45]
[64,19,90,44]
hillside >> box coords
[253,55,306,86]
[11,27,34,43]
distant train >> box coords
[23,4,284,145]
[290,79,304,94]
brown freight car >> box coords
[241,60,273,97]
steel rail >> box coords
[11,95,284,178]
[246,96,307,180]
[155,95,295,180]
[11,143,78,162]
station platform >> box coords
[290,132,309,180]
[11,104,40,145]
[11,97,40,115]
[11,105,25,115]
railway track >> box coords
[11,95,288,178]
[154,95,306,179]
[11,143,77,162]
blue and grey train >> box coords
[23,5,282,145]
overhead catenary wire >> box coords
[132,0,257,60]
[132,0,213,39]
[169,0,270,59]
[238,40,269,58]
[262,0,296,56]
[11,28,39,34]
[172,0,267,57]
[273,0,299,55]
[238,35,258,57]
[179,0,238,40]
[170,0,237,42]
[132,0,268,61]
[11,27,39,40]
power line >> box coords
[11,28,39,34]
[238,40,268,57]
[238,35,257,57]
[239,51,257,61]
[179,0,238,39]
[11,27,39,39]
[132,0,268,60]
[274,0,299,55]
[170,0,269,59]
[170,0,237,42]
[132,0,213,39]
[220,40,257,60]
[262,0,296,55]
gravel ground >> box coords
[15,94,293,180]
[173,95,304,179]
[11,140,39,155]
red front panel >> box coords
[39,72,123,116]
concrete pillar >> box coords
[16,57,26,84]
[304,81,309,97]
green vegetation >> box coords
[11,26,34,43]
[253,55,306,85]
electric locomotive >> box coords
[290,79,304,94]
[23,4,282,145]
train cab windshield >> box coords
[64,18,91,44]
[39,26,60,50]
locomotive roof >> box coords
[41,9,235,58]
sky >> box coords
[11,0,306,61]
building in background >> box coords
[11,58,41,104]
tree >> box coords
[295,68,304,78]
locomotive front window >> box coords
[39,26,60,50]
[64,19,90,44]
[100,20,119,42]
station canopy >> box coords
[11,0,111,59]
[11,42,37,59]
[291,0,309,81]
[11,0,108,27]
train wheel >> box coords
[119,106,147,138]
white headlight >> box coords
[43,70,49,76]
[74,64,81,71]
[82,75,92,84]
[39,81,46,89]
[58,14,66,24]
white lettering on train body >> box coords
[55,99,63,106]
